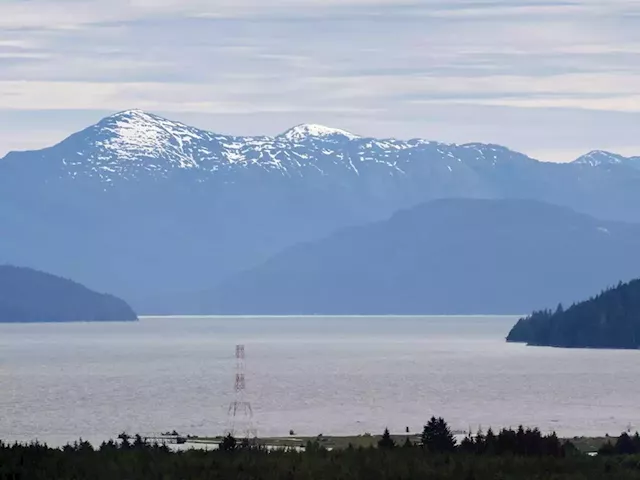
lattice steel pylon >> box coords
[226,344,257,439]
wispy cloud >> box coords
[0,79,383,114]
[1,0,640,160]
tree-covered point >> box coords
[0,265,138,323]
[2,421,640,480]
[599,432,640,456]
[507,279,640,349]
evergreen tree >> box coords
[378,428,396,449]
[117,432,131,449]
[474,428,486,455]
[133,434,146,449]
[615,433,638,455]
[459,433,475,454]
[515,425,526,455]
[484,428,497,455]
[220,434,237,452]
[422,417,456,453]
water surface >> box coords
[1,316,638,446]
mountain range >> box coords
[2,109,640,313]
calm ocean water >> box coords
[1,316,639,446]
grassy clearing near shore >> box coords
[565,436,617,453]
[192,434,421,450]
[191,434,613,453]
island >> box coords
[507,279,640,349]
[0,265,138,323]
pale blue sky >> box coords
[1,0,640,161]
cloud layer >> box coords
[1,0,640,161]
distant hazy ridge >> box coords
[193,199,640,315]
[0,265,138,323]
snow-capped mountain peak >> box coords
[85,109,217,170]
[107,109,166,123]
[97,109,196,139]
[98,110,204,151]
[279,123,360,142]
[573,150,626,167]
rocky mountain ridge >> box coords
[4,109,540,184]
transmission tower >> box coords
[227,344,256,439]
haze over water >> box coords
[1,316,638,446]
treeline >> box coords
[373,417,567,458]
[599,432,640,455]
[3,419,640,479]
[507,279,640,349]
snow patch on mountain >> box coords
[94,109,209,168]
[3,109,552,185]
[279,124,360,142]
[573,150,625,167]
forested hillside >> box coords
[507,279,640,349]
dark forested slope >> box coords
[0,266,138,322]
[507,279,640,349]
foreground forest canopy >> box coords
[0,265,138,323]
[507,278,640,349]
[3,419,640,480]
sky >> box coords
[1,0,640,161]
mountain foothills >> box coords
[0,266,137,323]
[2,110,640,312]
[507,279,640,349]
[193,199,640,315]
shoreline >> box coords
[3,433,616,454]
[190,434,615,453]
[138,314,523,319]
